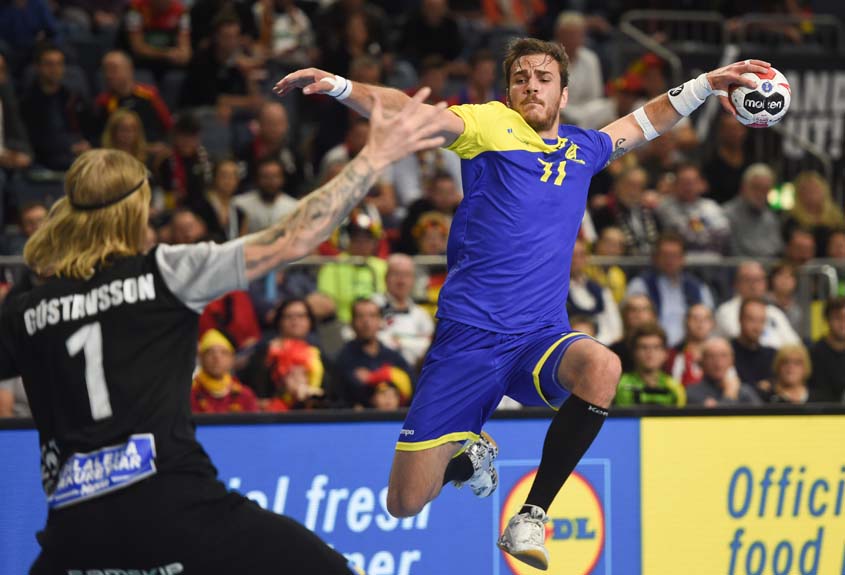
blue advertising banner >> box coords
[0,417,640,575]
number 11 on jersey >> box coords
[66,322,113,421]
[537,158,567,186]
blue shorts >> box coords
[396,319,590,451]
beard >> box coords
[519,103,558,133]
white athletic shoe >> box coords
[497,504,550,571]
[453,431,498,497]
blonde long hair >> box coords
[24,149,151,279]
[101,108,148,164]
[790,171,845,229]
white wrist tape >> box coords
[667,73,713,116]
[325,74,352,101]
[633,106,659,141]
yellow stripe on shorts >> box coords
[532,332,585,410]
[395,431,479,452]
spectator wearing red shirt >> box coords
[191,329,258,413]
[94,50,173,146]
[124,0,191,81]
[664,303,714,387]
[199,291,262,351]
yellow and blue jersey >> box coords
[439,101,613,333]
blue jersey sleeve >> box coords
[587,130,614,175]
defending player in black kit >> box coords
[2,89,449,574]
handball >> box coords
[729,67,791,128]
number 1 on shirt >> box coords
[66,322,113,420]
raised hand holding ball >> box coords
[729,67,791,128]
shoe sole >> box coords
[497,543,549,571]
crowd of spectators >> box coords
[0,0,843,417]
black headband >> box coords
[69,176,147,211]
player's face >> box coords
[508,54,567,135]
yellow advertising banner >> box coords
[642,416,845,575]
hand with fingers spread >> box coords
[706,59,772,115]
[273,67,340,98]
[360,87,448,172]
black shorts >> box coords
[30,474,356,575]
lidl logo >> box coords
[500,469,605,574]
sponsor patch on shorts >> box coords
[48,433,157,509]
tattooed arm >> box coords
[599,95,681,167]
[240,87,448,281]
[241,153,380,280]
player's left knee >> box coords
[582,348,621,404]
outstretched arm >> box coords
[240,88,449,281]
[273,67,464,146]
[599,59,771,165]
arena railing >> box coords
[616,18,683,86]
[0,255,839,341]
[618,10,726,51]
[618,10,843,54]
[732,13,844,54]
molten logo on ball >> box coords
[729,66,791,128]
